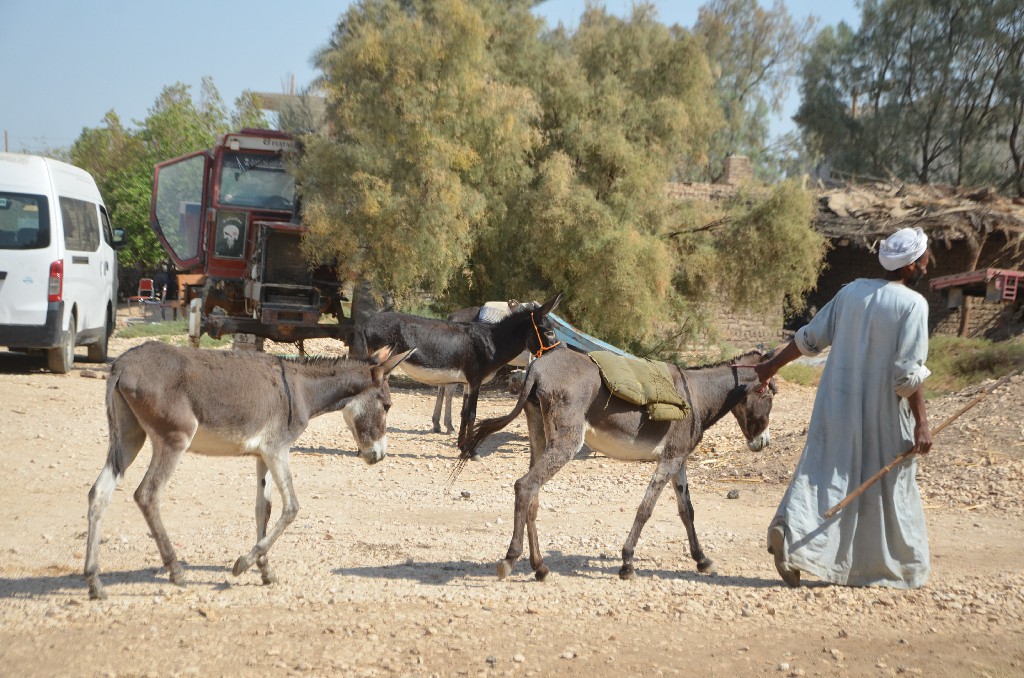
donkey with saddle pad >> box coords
[460,345,776,581]
[361,292,563,454]
[433,302,534,434]
[84,341,413,600]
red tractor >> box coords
[150,129,354,347]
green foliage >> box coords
[298,0,540,303]
[115,319,229,348]
[796,0,1024,194]
[778,362,822,388]
[69,79,269,270]
[924,335,1024,395]
[666,180,825,353]
[115,319,188,339]
[301,0,776,349]
[713,180,826,316]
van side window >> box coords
[59,197,101,252]
[100,206,115,246]
[0,192,50,250]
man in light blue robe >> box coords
[754,227,933,588]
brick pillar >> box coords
[723,155,753,185]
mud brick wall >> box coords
[666,182,741,202]
[704,307,788,350]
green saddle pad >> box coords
[589,351,690,421]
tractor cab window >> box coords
[219,152,296,211]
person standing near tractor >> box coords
[754,226,933,588]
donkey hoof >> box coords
[232,555,253,577]
[261,568,278,585]
[167,563,185,586]
[534,565,549,582]
[87,581,106,601]
[618,564,636,581]
[496,560,513,580]
[697,559,717,575]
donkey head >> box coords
[343,347,415,465]
[524,291,564,358]
[729,350,777,452]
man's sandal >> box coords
[767,524,801,588]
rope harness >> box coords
[531,313,561,358]
[730,363,770,397]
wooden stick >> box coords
[823,371,1017,519]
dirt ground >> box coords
[1,315,1023,677]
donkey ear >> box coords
[376,348,415,379]
[539,291,563,316]
[368,345,394,366]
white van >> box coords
[0,154,123,373]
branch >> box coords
[663,216,734,239]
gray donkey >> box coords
[84,341,412,600]
[461,346,776,581]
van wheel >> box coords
[87,315,110,363]
[48,318,76,374]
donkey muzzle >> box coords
[747,428,771,452]
[361,437,388,465]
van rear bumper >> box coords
[0,302,64,349]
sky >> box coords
[1,0,862,154]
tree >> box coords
[796,0,1024,194]
[300,0,824,355]
[297,0,540,297]
[693,0,816,182]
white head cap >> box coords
[879,226,928,271]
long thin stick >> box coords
[823,371,1017,519]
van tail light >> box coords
[48,260,63,302]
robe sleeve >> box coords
[893,295,931,398]
[794,295,838,356]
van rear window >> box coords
[0,192,50,250]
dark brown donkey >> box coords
[84,341,413,600]
[461,346,777,581]
[361,292,563,454]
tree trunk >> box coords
[958,296,972,338]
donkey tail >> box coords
[445,363,539,491]
[103,369,134,479]
[464,363,538,459]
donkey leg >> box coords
[620,457,682,580]
[523,404,558,581]
[432,387,445,433]
[444,385,458,434]
[134,434,191,587]
[234,447,299,577]
[500,417,578,581]
[254,459,278,585]
[672,463,715,574]
[457,386,481,457]
[85,412,147,600]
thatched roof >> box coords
[814,181,1024,251]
